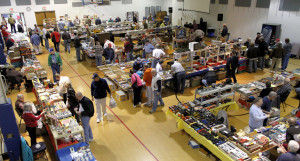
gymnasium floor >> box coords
[7,41,300,161]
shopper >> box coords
[74,16,81,26]
[130,70,143,108]
[1,26,9,43]
[258,37,269,70]
[171,60,186,94]
[246,43,259,73]
[255,32,261,45]
[202,67,217,87]
[74,33,82,61]
[30,31,42,55]
[65,82,80,123]
[34,24,43,47]
[17,21,24,33]
[150,69,164,113]
[51,28,61,52]
[133,58,143,72]
[259,81,273,98]
[48,48,62,82]
[62,29,71,53]
[58,19,65,31]
[248,97,270,132]
[75,92,94,144]
[277,78,292,101]
[156,60,163,72]
[286,117,300,143]
[244,37,251,49]
[57,74,71,103]
[281,38,293,71]
[221,24,228,42]
[15,94,25,114]
[277,140,300,161]
[152,35,161,45]
[225,51,238,83]
[42,26,50,50]
[143,39,155,58]
[91,73,111,123]
[261,91,277,126]
[270,43,284,73]
[23,102,45,146]
[95,17,101,25]
[8,15,16,33]
[124,37,133,62]
[115,17,121,22]
[143,64,153,107]
[94,41,103,66]
[151,45,165,68]
[5,35,14,52]
[103,43,114,64]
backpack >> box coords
[51,33,56,42]
[46,32,50,39]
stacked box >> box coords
[10,56,22,67]
[217,71,226,80]
[190,76,201,87]
[104,78,116,92]
[116,90,127,102]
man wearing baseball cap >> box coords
[48,48,62,82]
[91,73,111,123]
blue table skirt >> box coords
[56,142,96,161]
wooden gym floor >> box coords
[6,40,300,161]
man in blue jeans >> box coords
[75,92,94,144]
[149,69,164,114]
[282,38,292,71]
[48,48,62,82]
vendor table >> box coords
[166,102,240,161]
[56,142,96,161]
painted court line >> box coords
[60,55,159,161]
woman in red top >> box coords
[1,26,9,41]
[51,28,61,52]
[130,69,143,108]
[22,102,45,145]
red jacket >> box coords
[124,41,133,53]
[23,113,42,127]
[1,29,9,37]
[51,31,60,42]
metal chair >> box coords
[280,91,291,112]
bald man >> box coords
[75,92,94,144]
[286,117,300,143]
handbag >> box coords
[132,74,138,89]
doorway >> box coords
[35,11,56,29]
[1,12,27,33]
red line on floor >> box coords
[60,56,159,161]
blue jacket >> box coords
[91,78,111,99]
[103,48,114,61]
[21,137,33,161]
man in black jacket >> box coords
[74,32,82,61]
[258,37,269,70]
[247,43,260,73]
[91,73,111,123]
[62,29,71,53]
[226,51,238,83]
[65,82,80,123]
[76,92,94,144]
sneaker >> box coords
[97,118,101,123]
[133,105,136,108]
[149,110,155,114]
[89,139,93,142]
[139,102,142,106]
[103,113,108,117]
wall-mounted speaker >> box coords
[218,14,223,21]
[169,7,173,13]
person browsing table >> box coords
[249,97,270,132]
[171,60,186,94]
[151,45,165,68]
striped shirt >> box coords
[94,45,103,57]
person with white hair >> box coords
[15,94,25,113]
[149,69,164,114]
[249,97,271,132]
[277,78,292,100]
[261,91,277,126]
[286,117,300,143]
[22,102,45,146]
[277,140,300,161]
[75,92,94,144]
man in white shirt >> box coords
[104,39,116,50]
[149,69,164,114]
[151,45,165,68]
[42,25,49,50]
[171,60,186,94]
[156,60,163,73]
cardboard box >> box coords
[116,90,127,102]
[105,79,116,92]
[217,71,226,81]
